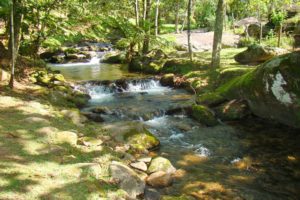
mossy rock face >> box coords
[102,52,126,64]
[191,105,218,126]
[124,127,160,153]
[218,51,300,128]
[234,44,289,65]
[161,195,193,200]
[128,50,167,74]
[214,100,250,121]
[217,67,255,86]
[196,92,226,107]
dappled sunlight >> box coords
[177,154,208,167]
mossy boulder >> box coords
[234,44,289,65]
[129,50,167,74]
[160,73,175,87]
[214,100,250,121]
[30,71,66,87]
[124,127,160,153]
[162,59,205,74]
[191,105,218,126]
[102,52,126,64]
[217,67,255,86]
[148,157,176,174]
[196,92,226,107]
[67,90,91,108]
[218,51,300,128]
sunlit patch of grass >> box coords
[0,88,122,199]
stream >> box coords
[49,52,300,200]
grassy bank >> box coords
[0,83,124,199]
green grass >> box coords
[0,86,124,199]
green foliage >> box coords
[238,37,258,47]
[271,11,287,25]
[41,38,62,51]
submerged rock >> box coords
[110,161,145,199]
[148,157,176,174]
[234,45,289,65]
[191,105,219,126]
[218,51,300,128]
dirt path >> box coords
[169,30,240,51]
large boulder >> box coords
[234,45,289,65]
[110,161,145,199]
[101,51,126,64]
[124,127,160,153]
[129,50,167,74]
[190,105,219,126]
[218,51,300,128]
[214,99,250,121]
[148,157,176,174]
[146,171,173,188]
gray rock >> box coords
[130,161,148,172]
[148,157,176,174]
[110,161,145,199]
[146,171,173,188]
[144,187,161,200]
[234,44,289,65]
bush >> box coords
[237,37,258,47]
[41,38,62,51]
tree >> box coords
[175,0,180,33]
[154,0,160,37]
[187,0,193,61]
[142,0,151,54]
[9,0,17,88]
[211,0,225,68]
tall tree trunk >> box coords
[211,0,225,68]
[154,0,160,37]
[142,0,151,54]
[277,24,282,47]
[8,0,22,60]
[175,0,180,33]
[135,0,140,26]
[9,0,15,88]
[187,0,193,61]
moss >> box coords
[191,105,218,126]
[124,128,160,153]
[102,52,126,64]
[162,58,206,74]
[217,67,255,86]
[196,92,226,107]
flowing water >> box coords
[49,54,300,200]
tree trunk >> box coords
[277,24,282,47]
[187,0,193,61]
[135,0,140,26]
[142,0,151,54]
[9,0,15,88]
[8,0,22,60]
[154,0,160,37]
[175,0,180,33]
[211,0,225,69]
